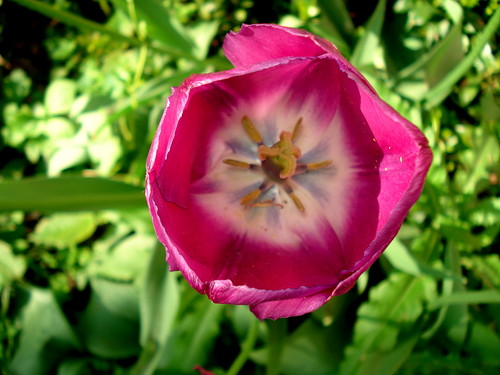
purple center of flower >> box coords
[223,116,332,212]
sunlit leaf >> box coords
[350,0,386,69]
[44,79,77,116]
[0,240,26,287]
[30,212,97,250]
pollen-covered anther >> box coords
[242,115,263,144]
[222,159,258,169]
[295,160,333,174]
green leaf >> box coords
[428,290,500,310]
[110,0,196,59]
[44,79,77,115]
[347,334,420,375]
[57,359,90,375]
[8,287,81,375]
[252,319,340,375]
[10,0,144,50]
[423,4,500,108]
[131,244,180,375]
[90,233,155,282]
[465,322,500,365]
[350,0,386,69]
[188,21,220,60]
[47,146,87,177]
[395,0,465,101]
[384,238,460,280]
[462,254,500,289]
[30,212,97,250]
[3,68,32,102]
[0,176,145,212]
[77,277,140,359]
[0,240,26,287]
[315,0,355,50]
[156,297,224,372]
[339,273,435,375]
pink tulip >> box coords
[146,24,432,320]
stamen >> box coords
[250,200,284,209]
[240,189,262,206]
[295,160,333,174]
[289,192,305,212]
[240,181,273,207]
[222,116,333,213]
[292,117,302,141]
[242,116,263,144]
[223,159,258,169]
[282,182,305,212]
[306,160,333,170]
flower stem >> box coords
[265,319,287,375]
[226,318,260,375]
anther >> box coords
[242,116,263,144]
[240,181,273,207]
[223,159,258,169]
[283,182,305,212]
[289,192,305,212]
[240,189,262,206]
[295,160,333,174]
[292,117,302,142]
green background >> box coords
[0,0,499,374]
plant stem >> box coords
[226,318,260,375]
[265,319,287,375]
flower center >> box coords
[223,116,332,212]
[259,130,301,180]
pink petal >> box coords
[250,289,334,320]
[223,24,375,92]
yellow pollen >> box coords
[292,117,303,141]
[307,160,333,170]
[289,192,305,212]
[223,159,252,168]
[242,116,262,143]
[240,188,262,206]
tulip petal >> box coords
[223,24,375,91]
[250,289,334,320]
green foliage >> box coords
[1,0,499,374]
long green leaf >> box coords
[131,244,180,375]
[0,176,145,212]
[350,0,386,68]
[10,0,193,58]
[429,290,500,310]
[316,0,356,45]
[423,4,500,108]
[10,0,136,45]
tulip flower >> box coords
[145,24,432,320]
